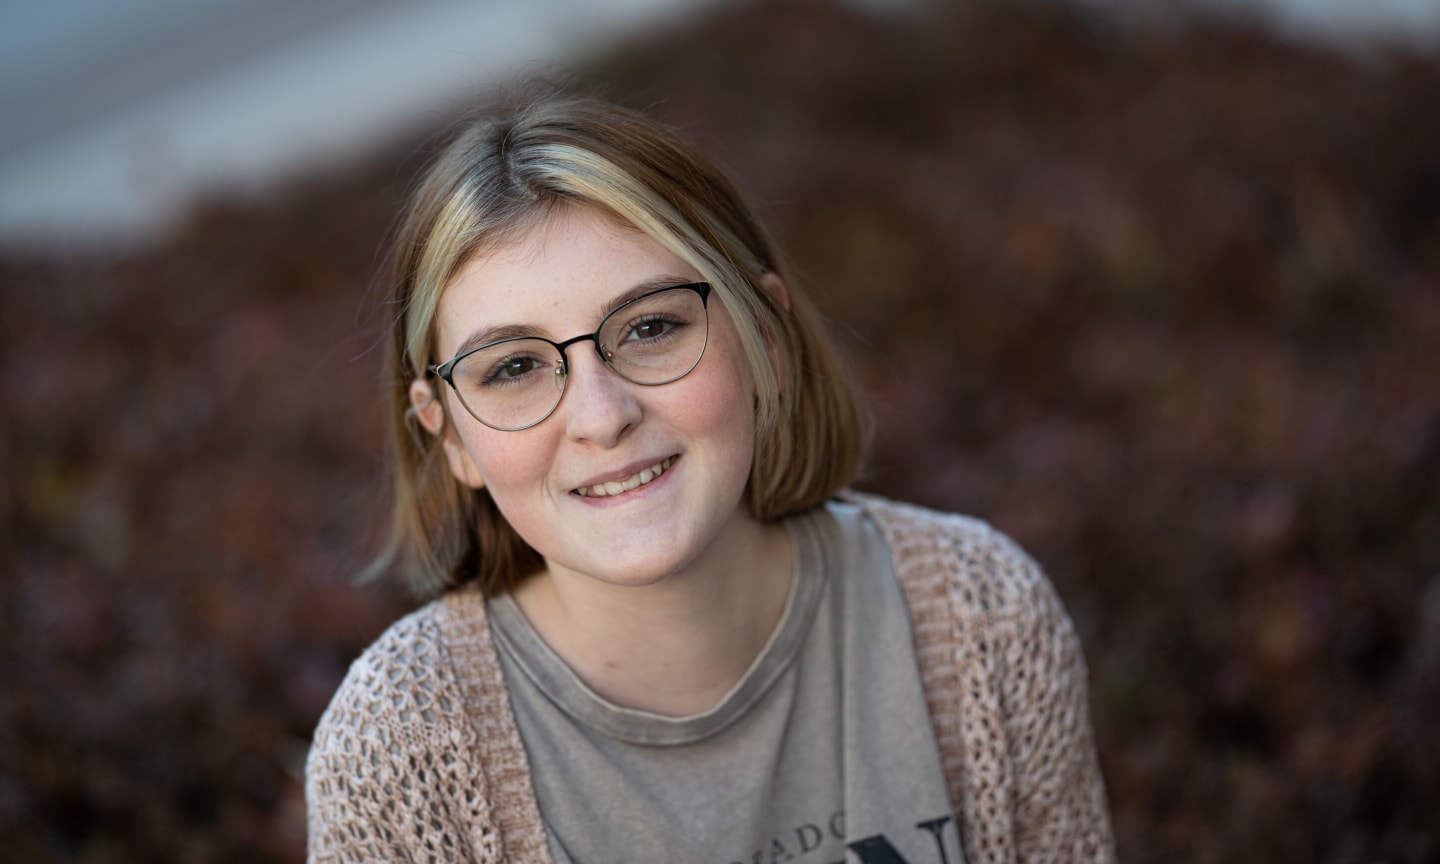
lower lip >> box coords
[572,457,678,506]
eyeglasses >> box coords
[430,282,712,431]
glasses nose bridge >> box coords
[552,330,611,377]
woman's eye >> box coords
[482,355,545,384]
[624,316,680,342]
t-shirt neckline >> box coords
[487,511,829,746]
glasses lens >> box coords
[449,338,565,430]
[599,286,710,385]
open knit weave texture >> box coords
[305,493,1115,863]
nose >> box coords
[556,343,641,447]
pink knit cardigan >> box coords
[306,493,1115,862]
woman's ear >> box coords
[761,271,792,311]
[409,379,486,489]
[410,378,447,436]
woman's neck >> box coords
[509,517,795,717]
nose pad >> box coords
[595,340,617,372]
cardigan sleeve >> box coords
[988,535,1115,863]
[305,608,506,864]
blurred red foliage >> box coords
[2,2,1437,861]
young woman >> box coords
[306,87,1115,864]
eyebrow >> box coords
[449,274,697,358]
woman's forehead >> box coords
[433,206,699,349]
[456,205,651,281]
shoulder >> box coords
[305,589,512,861]
[842,490,1053,621]
[306,600,459,789]
[309,588,501,757]
[843,493,1115,861]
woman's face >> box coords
[418,206,763,590]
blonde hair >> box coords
[377,85,866,598]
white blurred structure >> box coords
[1239,0,1440,47]
[1,0,1435,252]
[0,0,724,251]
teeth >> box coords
[577,457,675,498]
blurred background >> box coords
[2,0,1438,861]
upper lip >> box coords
[571,455,676,492]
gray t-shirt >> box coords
[488,501,960,864]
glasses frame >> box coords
[429,281,712,431]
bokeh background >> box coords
[3,0,1439,861]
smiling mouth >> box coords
[573,456,677,498]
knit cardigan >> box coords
[306,493,1116,863]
